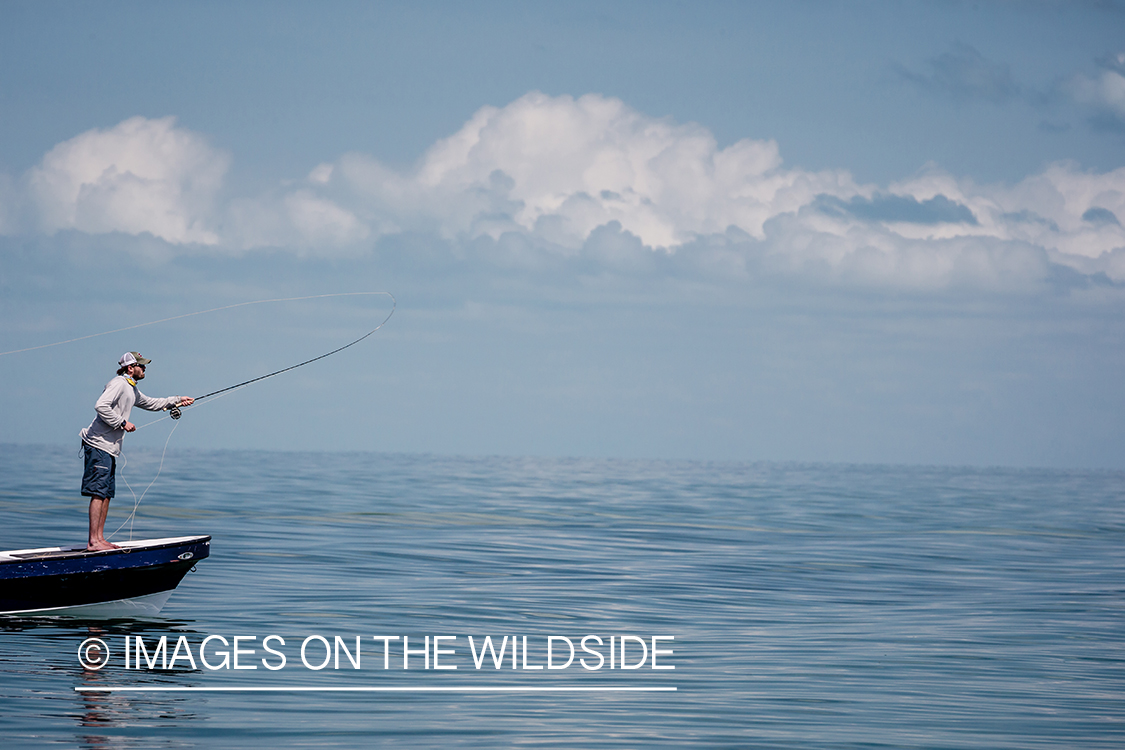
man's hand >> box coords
[179,397,195,406]
[123,422,136,432]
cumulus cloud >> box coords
[976,162,1125,260]
[4,95,1125,289]
[298,93,1125,285]
[316,92,857,250]
[24,116,228,244]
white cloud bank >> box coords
[3,94,1125,287]
[329,91,855,248]
[24,116,228,244]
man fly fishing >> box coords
[79,352,194,551]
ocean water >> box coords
[1,443,1122,749]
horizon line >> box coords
[76,685,678,693]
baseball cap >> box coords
[119,351,152,368]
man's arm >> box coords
[134,391,194,412]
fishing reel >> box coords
[169,404,182,420]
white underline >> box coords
[75,685,676,693]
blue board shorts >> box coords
[81,444,116,499]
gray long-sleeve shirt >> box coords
[79,375,179,456]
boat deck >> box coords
[0,536,211,563]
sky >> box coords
[1,0,1124,468]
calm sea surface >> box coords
[1,444,1122,748]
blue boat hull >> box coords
[0,536,210,616]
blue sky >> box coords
[2,1,1124,468]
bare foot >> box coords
[86,541,121,552]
